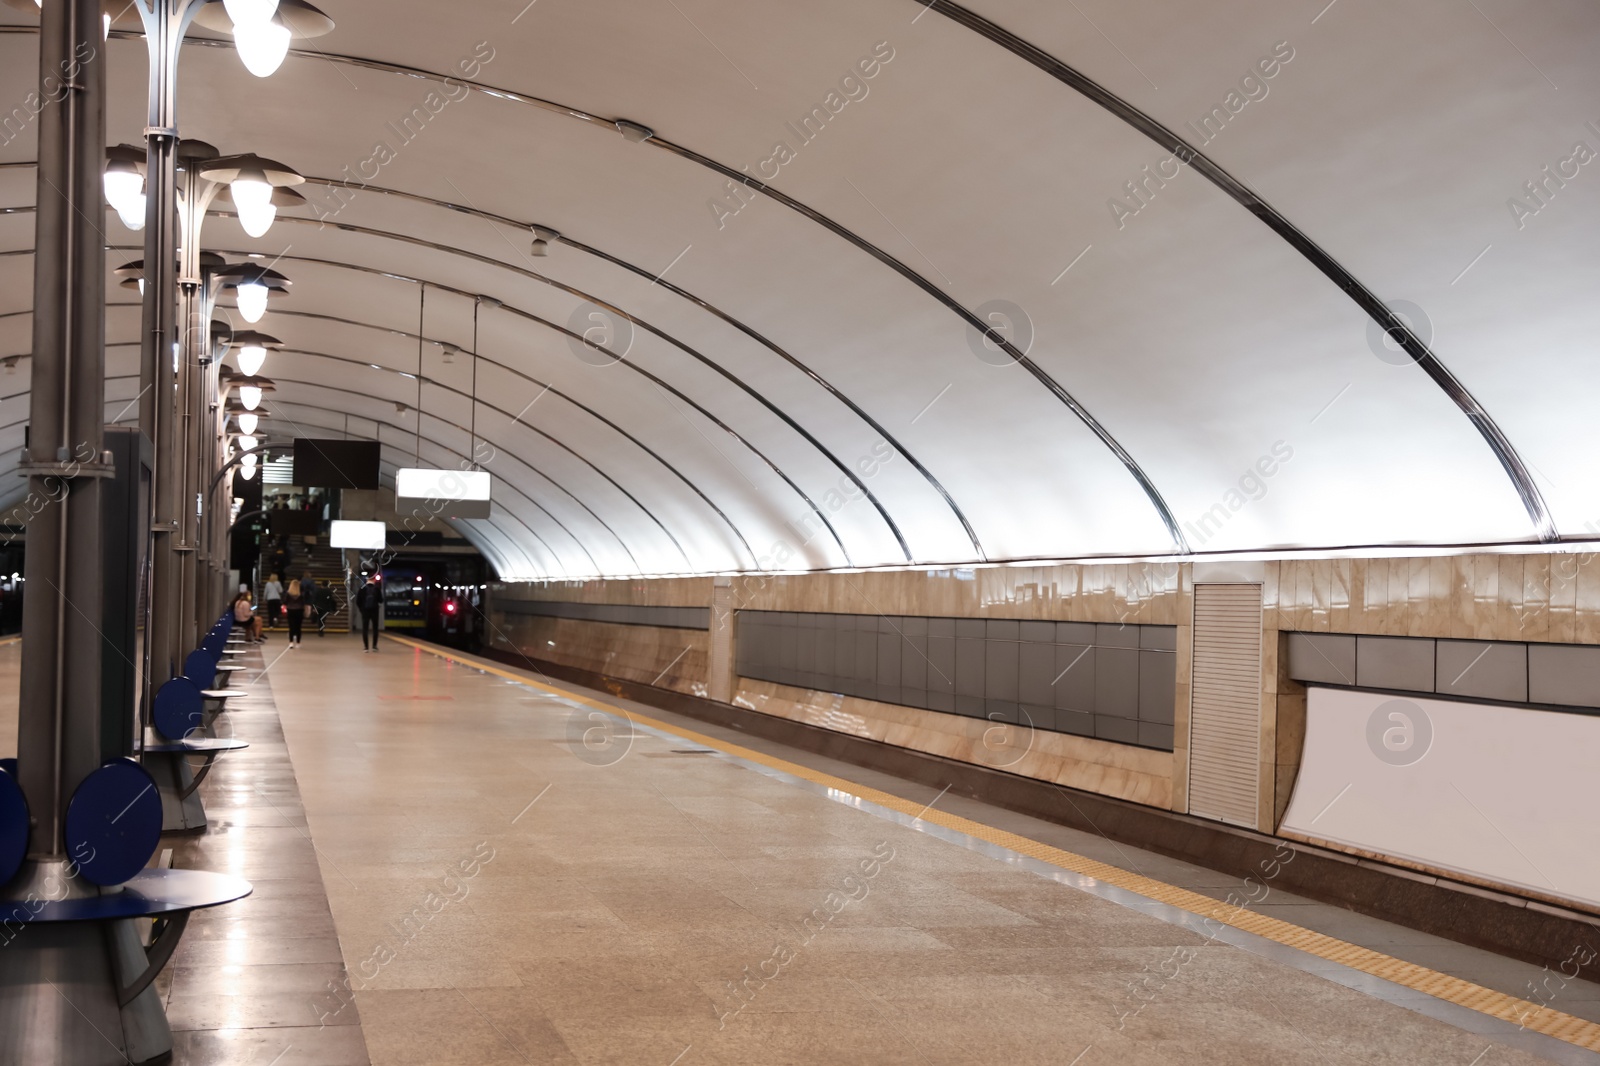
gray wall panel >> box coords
[927,634,956,698]
[988,619,1020,641]
[1437,640,1528,703]
[1018,642,1056,706]
[1096,647,1140,719]
[1288,633,1356,685]
[1054,643,1096,712]
[1139,722,1175,750]
[731,610,1177,751]
[1139,651,1177,725]
[901,633,927,692]
[1140,626,1178,651]
[955,637,986,698]
[1058,622,1096,645]
[1529,644,1600,708]
[1357,636,1435,692]
[1097,623,1141,649]
[1055,707,1094,737]
[1020,621,1056,644]
[1095,716,1140,744]
[984,638,1019,701]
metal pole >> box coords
[16,0,109,857]
[174,151,219,653]
[136,0,203,705]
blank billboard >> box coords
[293,439,381,489]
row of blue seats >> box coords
[0,609,248,889]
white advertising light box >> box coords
[329,520,387,551]
[395,468,492,519]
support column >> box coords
[174,151,221,652]
[16,0,110,861]
[139,2,186,703]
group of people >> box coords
[231,572,328,647]
[228,571,387,652]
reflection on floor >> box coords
[163,638,372,1065]
[3,634,1599,1065]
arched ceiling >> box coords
[1,0,1597,579]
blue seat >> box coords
[65,760,162,888]
[183,650,221,687]
[0,759,27,886]
[152,678,206,741]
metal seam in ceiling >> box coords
[258,396,599,574]
[264,380,661,576]
[0,16,1564,558]
[919,0,1556,545]
[295,173,985,559]
[248,210,885,566]
[66,25,1185,553]
[175,247,832,569]
[263,351,759,570]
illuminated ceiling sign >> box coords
[329,520,387,551]
[395,468,492,520]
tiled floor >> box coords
[3,634,1598,1065]
[161,636,373,1065]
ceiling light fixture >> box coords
[225,330,282,378]
[201,155,306,239]
[216,264,291,324]
[103,145,147,231]
[529,225,559,257]
[235,280,269,323]
[615,120,654,143]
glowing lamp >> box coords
[237,344,268,376]
[236,281,269,323]
[230,174,277,237]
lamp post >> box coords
[101,0,329,714]
[105,137,308,690]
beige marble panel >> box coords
[1495,555,1524,639]
[722,562,1186,626]
[730,678,1173,807]
[489,547,1600,828]
[1329,558,1351,633]
[1577,553,1600,645]
[495,577,712,608]
[488,617,708,697]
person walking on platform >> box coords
[305,574,328,636]
[355,572,383,653]
[262,573,283,630]
[284,579,308,647]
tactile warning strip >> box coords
[386,635,1600,1053]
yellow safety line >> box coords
[384,634,1600,1052]
[0,635,22,647]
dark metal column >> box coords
[16,0,109,856]
[137,2,189,702]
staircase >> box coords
[304,543,352,632]
[258,541,351,632]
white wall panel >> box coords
[1283,687,1600,910]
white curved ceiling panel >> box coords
[0,1,1591,578]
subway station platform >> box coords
[3,633,1598,1066]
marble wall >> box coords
[487,550,1600,829]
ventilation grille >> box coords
[1188,583,1263,827]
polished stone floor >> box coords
[3,635,1599,1065]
